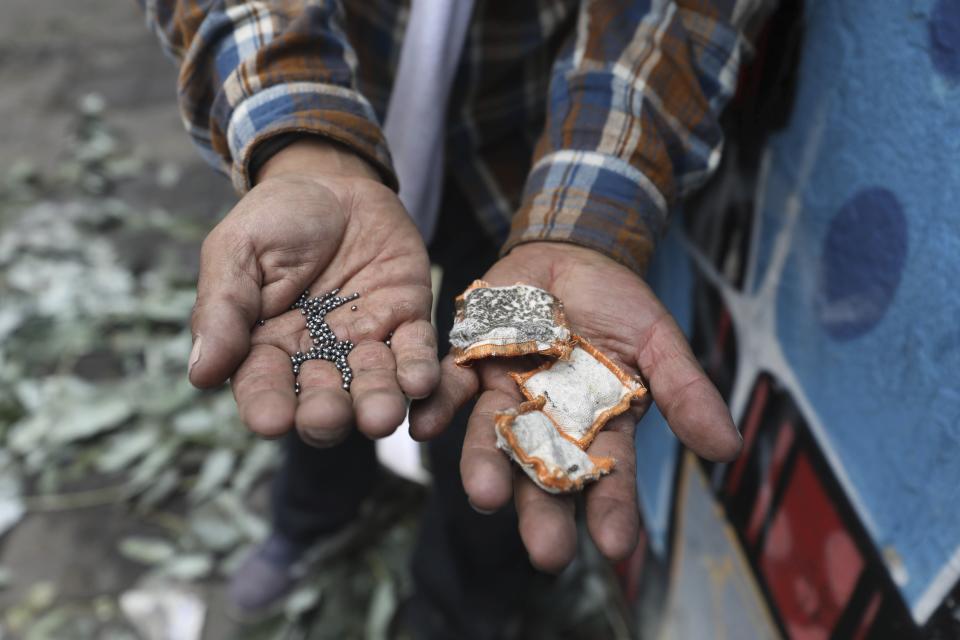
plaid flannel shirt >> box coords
[140,0,772,273]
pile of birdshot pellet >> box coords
[288,288,360,394]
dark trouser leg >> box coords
[271,414,381,545]
[409,182,535,639]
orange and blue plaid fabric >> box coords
[140,0,772,272]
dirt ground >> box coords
[0,0,235,212]
[0,2,243,637]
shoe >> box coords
[227,531,308,619]
[226,469,424,622]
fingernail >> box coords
[469,500,497,516]
[188,336,202,376]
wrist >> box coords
[507,240,606,264]
[255,136,381,185]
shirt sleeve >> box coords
[503,0,776,274]
[138,0,397,193]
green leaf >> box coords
[138,289,196,323]
[137,379,197,417]
[364,575,396,640]
[117,536,176,565]
[172,407,215,439]
[23,607,71,640]
[135,469,180,512]
[212,491,267,542]
[119,583,206,640]
[0,451,25,537]
[25,581,58,610]
[8,412,54,455]
[187,506,242,553]
[0,307,25,343]
[129,440,179,487]
[23,447,51,475]
[36,466,61,495]
[94,428,161,474]
[12,378,52,413]
[158,553,213,582]
[9,383,134,454]
[0,566,12,590]
[218,544,252,578]
[284,583,322,620]
[48,396,134,445]
[189,449,236,503]
[231,440,278,496]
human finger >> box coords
[514,472,577,573]
[348,341,407,439]
[294,358,354,447]
[230,343,297,438]
[188,228,261,389]
[459,389,516,513]
[389,319,440,400]
[408,355,479,441]
[635,313,742,461]
[583,417,640,562]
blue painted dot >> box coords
[816,188,908,341]
[929,0,960,79]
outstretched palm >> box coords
[411,241,741,571]
[189,170,437,447]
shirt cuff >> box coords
[503,150,668,274]
[225,82,398,193]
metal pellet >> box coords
[289,287,360,392]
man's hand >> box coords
[188,139,438,446]
[410,242,741,571]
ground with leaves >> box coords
[0,4,631,639]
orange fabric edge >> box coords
[494,398,615,493]
[451,281,574,366]
[453,339,573,366]
[575,335,647,392]
[508,335,648,449]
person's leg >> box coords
[272,429,381,545]
[230,328,384,614]
[230,425,382,614]
[407,181,536,639]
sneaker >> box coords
[227,531,308,618]
[226,469,424,622]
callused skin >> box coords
[189,138,740,573]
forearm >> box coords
[139,0,396,193]
[505,0,777,274]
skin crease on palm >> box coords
[187,139,742,575]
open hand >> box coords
[410,241,741,571]
[188,140,438,446]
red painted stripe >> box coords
[725,376,769,495]
[745,420,795,544]
[851,592,883,640]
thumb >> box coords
[409,355,480,440]
[188,229,261,389]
